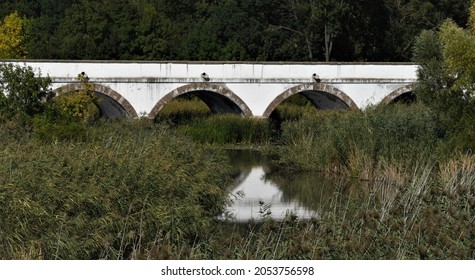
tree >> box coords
[439,20,475,94]
[384,0,471,61]
[0,12,27,58]
[314,0,349,62]
[413,0,475,151]
[0,63,53,117]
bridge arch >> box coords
[148,83,253,119]
[53,83,138,118]
[379,83,418,105]
[262,83,358,118]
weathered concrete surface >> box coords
[1,60,419,118]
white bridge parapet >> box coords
[2,60,419,118]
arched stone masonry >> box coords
[262,83,358,118]
[53,83,138,118]
[147,83,253,119]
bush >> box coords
[0,63,53,118]
[33,114,89,142]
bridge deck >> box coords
[1,60,419,118]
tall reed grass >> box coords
[1,100,473,259]
[155,98,211,125]
[268,103,438,179]
[179,114,272,145]
[0,120,231,259]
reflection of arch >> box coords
[263,83,358,118]
[147,83,252,119]
[379,83,418,106]
[53,83,138,118]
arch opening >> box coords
[53,83,138,119]
[148,83,252,120]
[193,90,244,115]
[391,91,416,104]
[94,92,133,118]
[300,90,351,109]
[263,83,357,118]
[379,83,418,106]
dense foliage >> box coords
[0,11,26,58]
[0,63,53,118]
[0,0,471,61]
[413,2,475,152]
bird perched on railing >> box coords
[78,71,89,82]
[312,73,321,83]
[201,72,210,82]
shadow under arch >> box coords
[262,83,358,118]
[53,83,138,118]
[378,83,418,106]
[147,83,253,119]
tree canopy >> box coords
[0,12,27,59]
[0,0,471,61]
[413,0,475,151]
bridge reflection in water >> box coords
[222,149,345,221]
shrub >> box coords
[0,63,53,118]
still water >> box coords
[222,149,338,221]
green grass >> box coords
[266,103,439,178]
[155,98,211,126]
[0,120,232,259]
[178,114,272,145]
[1,100,474,260]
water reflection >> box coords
[223,149,337,221]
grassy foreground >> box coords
[1,101,474,259]
[0,120,231,259]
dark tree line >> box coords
[0,0,471,61]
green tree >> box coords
[413,1,475,151]
[266,0,321,61]
[0,12,27,58]
[384,0,471,61]
[33,72,99,141]
[440,20,475,93]
[0,63,53,118]
[24,0,79,59]
[314,0,349,62]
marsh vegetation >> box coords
[1,93,474,259]
[1,1,475,258]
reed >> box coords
[1,101,473,260]
[269,103,438,178]
[179,114,272,145]
[155,98,211,125]
[0,120,232,259]
[182,157,473,260]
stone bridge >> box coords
[3,60,419,119]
